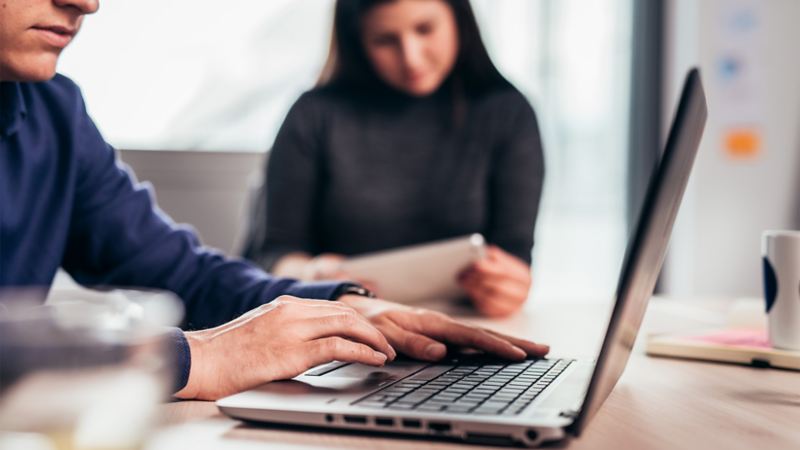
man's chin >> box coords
[1,56,59,82]
[22,65,59,83]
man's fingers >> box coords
[485,329,550,357]
[376,318,448,361]
[400,313,526,360]
[296,311,396,360]
[304,337,389,368]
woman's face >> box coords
[361,0,459,97]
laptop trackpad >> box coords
[246,360,426,395]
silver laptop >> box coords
[217,69,707,447]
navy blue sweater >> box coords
[0,75,343,391]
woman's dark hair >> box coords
[317,0,510,97]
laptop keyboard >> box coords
[354,358,572,415]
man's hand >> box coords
[175,292,548,401]
[338,295,549,362]
[175,296,396,401]
[459,245,532,317]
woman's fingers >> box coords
[461,273,528,317]
[305,253,346,280]
[461,249,532,307]
[471,295,524,318]
[471,246,531,280]
[471,259,530,283]
[466,274,529,303]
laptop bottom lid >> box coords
[217,357,593,447]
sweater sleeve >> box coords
[242,92,325,270]
[60,83,344,333]
[487,94,545,264]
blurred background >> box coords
[56,0,799,303]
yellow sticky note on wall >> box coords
[724,128,761,159]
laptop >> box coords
[217,68,708,447]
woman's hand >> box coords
[302,253,348,280]
[302,253,380,293]
[273,253,356,283]
[458,245,532,317]
[338,295,549,361]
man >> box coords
[0,0,549,401]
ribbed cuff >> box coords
[167,327,191,393]
[281,280,347,301]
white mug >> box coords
[762,230,800,350]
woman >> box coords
[243,0,544,317]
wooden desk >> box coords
[147,298,800,450]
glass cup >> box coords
[0,289,183,450]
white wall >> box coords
[663,0,800,298]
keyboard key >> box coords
[390,403,416,410]
[357,401,388,408]
[417,404,445,412]
[445,405,474,413]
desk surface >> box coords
[147,298,800,450]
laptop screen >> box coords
[570,69,708,435]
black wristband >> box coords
[331,283,375,300]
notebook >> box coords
[646,328,800,370]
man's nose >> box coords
[53,0,100,15]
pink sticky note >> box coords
[689,329,770,348]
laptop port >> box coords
[343,415,367,424]
[401,419,422,429]
[428,422,451,433]
[526,429,539,441]
[465,433,517,446]
[325,414,334,423]
[375,417,394,427]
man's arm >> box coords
[55,82,351,392]
[56,81,549,400]
[173,294,549,401]
[61,92,340,331]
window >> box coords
[60,0,633,302]
[59,0,334,151]
[473,0,633,302]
